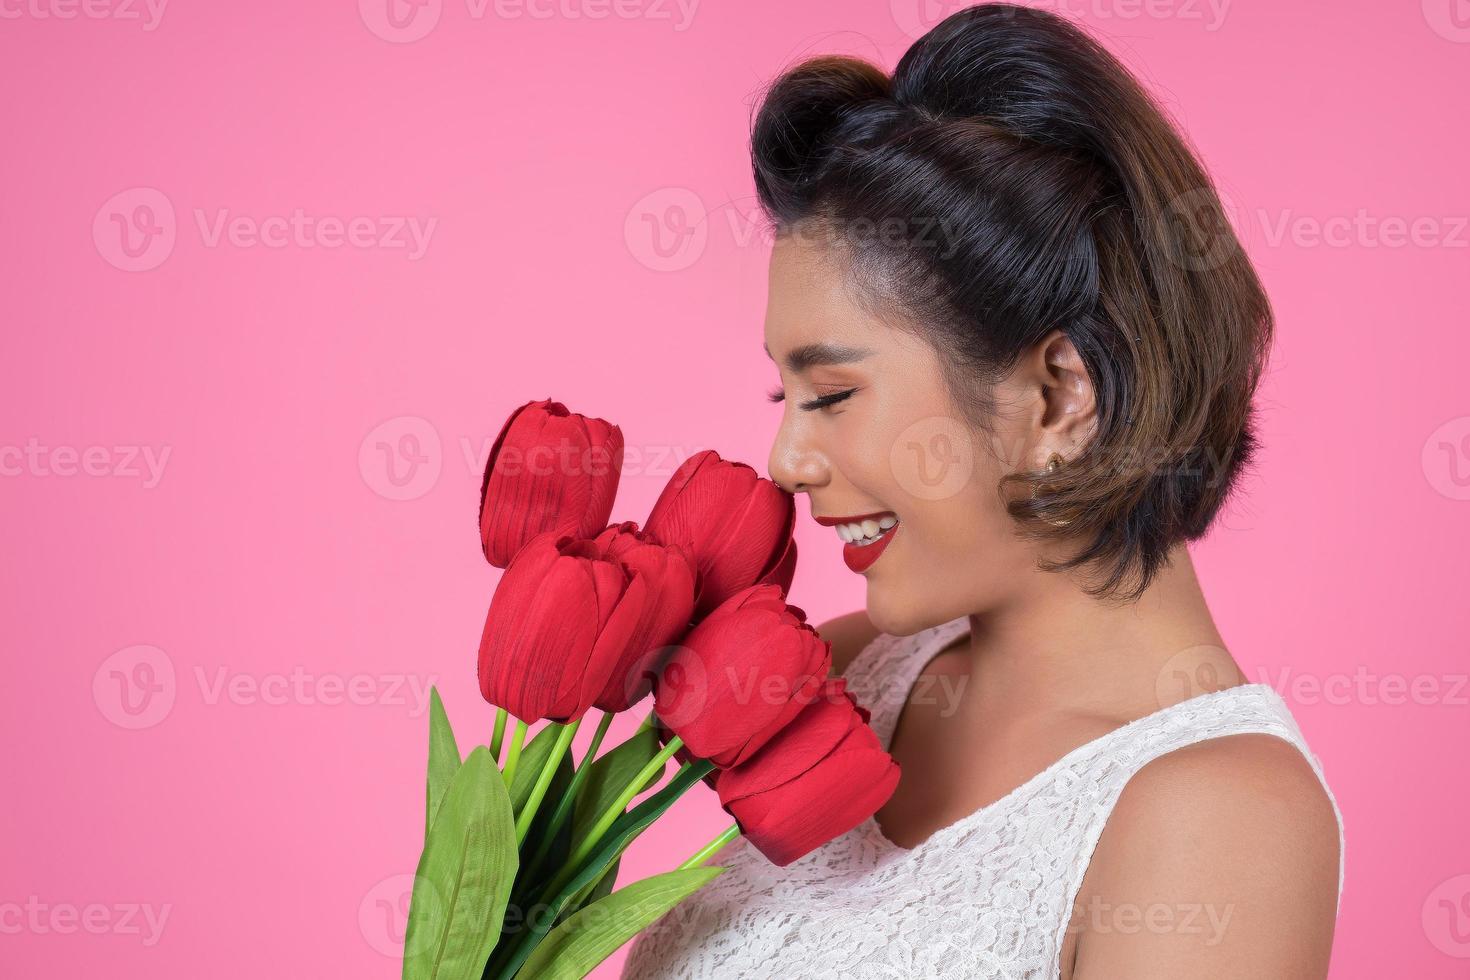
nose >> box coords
[767,418,830,495]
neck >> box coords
[960,543,1238,722]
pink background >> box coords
[2,1,1467,976]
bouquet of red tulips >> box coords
[402,399,901,980]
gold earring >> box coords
[1030,452,1072,527]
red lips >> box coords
[842,522,898,573]
[813,511,893,527]
[814,511,900,574]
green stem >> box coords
[489,708,507,762]
[521,710,615,881]
[501,719,528,786]
[543,739,685,899]
[634,708,657,734]
[515,718,580,844]
[495,759,713,980]
[678,823,740,870]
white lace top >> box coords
[621,615,1346,979]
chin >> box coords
[863,583,945,638]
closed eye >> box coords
[767,386,858,411]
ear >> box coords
[1024,329,1097,467]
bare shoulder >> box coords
[1071,732,1341,978]
[815,609,881,676]
[1108,733,1342,876]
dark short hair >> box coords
[750,2,1271,602]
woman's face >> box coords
[764,233,1059,636]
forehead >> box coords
[763,235,891,363]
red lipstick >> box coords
[814,511,900,574]
[813,511,892,527]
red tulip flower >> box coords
[653,584,830,767]
[715,677,900,867]
[759,533,798,597]
[478,399,624,568]
[644,450,796,616]
[477,527,694,722]
[587,521,697,711]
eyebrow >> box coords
[763,341,875,373]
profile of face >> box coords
[764,233,1097,636]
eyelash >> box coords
[766,386,858,411]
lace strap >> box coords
[839,618,970,749]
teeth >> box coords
[837,514,898,546]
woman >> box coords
[622,5,1344,977]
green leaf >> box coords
[569,727,665,849]
[491,760,713,980]
[403,746,518,980]
[426,688,462,840]
[580,855,619,910]
[513,866,724,979]
[551,854,620,932]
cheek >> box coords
[896,432,1015,560]
[913,474,1007,551]
[867,465,1017,632]
[882,412,987,514]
